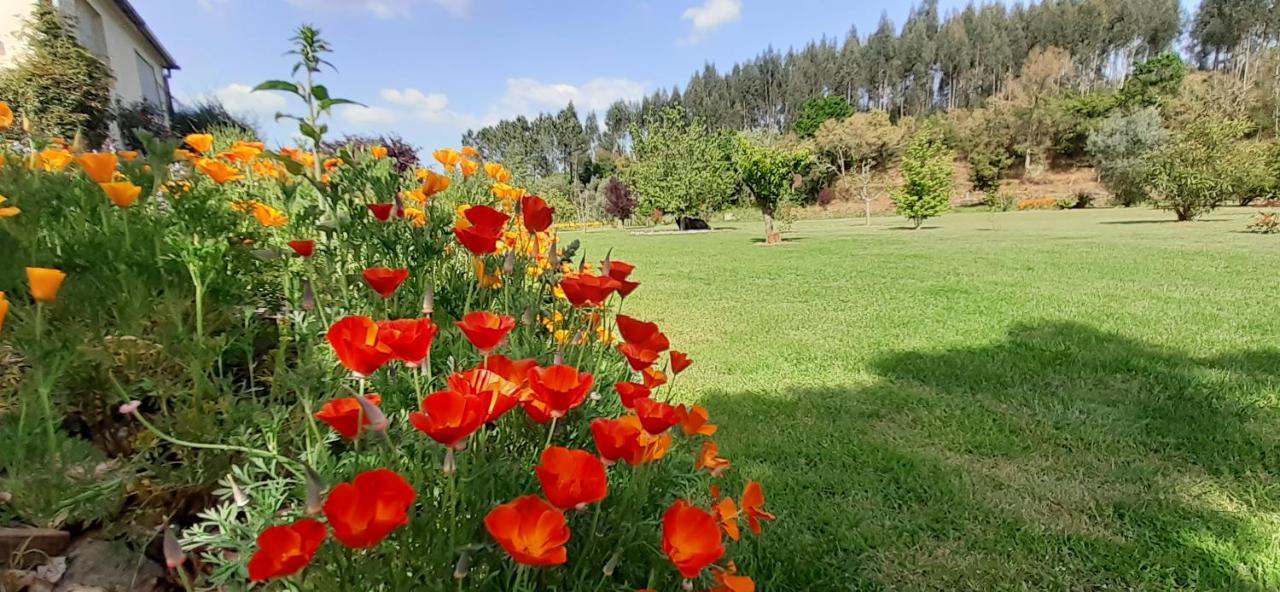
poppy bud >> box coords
[683,580,694,591]
[602,548,622,577]
[229,476,249,507]
[354,393,389,432]
[522,305,535,327]
[453,551,471,580]
[443,448,457,476]
[422,282,435,316]
[502,250,516,275]
[118,400,141,415]
[304,463,327,516]
[554,349,564,365]
[163,525,186,569]
[301,278,315,312]
[22,116,32,134]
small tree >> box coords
[951,106,1014,196]
[603,176,636,223]
[732,134,812,244]
[1145,117,1250,221]
[814,110,903,226]
[792,96,853,138]
[999,46,1073,173]
[893,126,954,229]
[626,106,735,221]
[1086,107,1169,206]
[0,1,114,146]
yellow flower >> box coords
[173,148,197,161]
[195,158,243,184]
[484,162,511,183]
[491,182,526,201]
[461,146,479,158]
[229,199,256,214]
[460,159,479,177]
[0,291,8,335]
[76,152,119,183]
[99,181,142,208]
[184,133,214,154]
[554,329,569,345]
[0,195,19,218]
[26,267,67,303]
[0,102,12,130]
[403,186,428,205]
[596,326,616,345]
[251,203,288,228]
[552,284,566,300]
[404,206,427,227]
[433,148,461,171]
[371,145,389,159]
[36,147,73,172]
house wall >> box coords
[0,0,170,115]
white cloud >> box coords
[338,105,399,126]
[284,0,470,18]
[381,88,449,112]
[681,0,741,43]
[185,83,289,120]
[493,77,648,117]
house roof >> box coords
[110,0,179,70]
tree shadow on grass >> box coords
[748,237,808,244]
[701,322,1280,591]
[1100,218,1230,225]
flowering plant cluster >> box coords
[0,55,773,590]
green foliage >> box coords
[792,96,853,138]
[1223,140,1277,206]
[1146,117,1250,220]
[0,1,114,146]
[893,126,954,228]
[731,133,812,241]
[1120,53,1187,109]
[1087,107,1170,206]
[626,106,736,218]
[950,107,1014,193]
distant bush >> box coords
[324,133,420,173]
[171,99,257,138]
[893,125,954,229]
[1087,107,1169,206]
[602,176,636,222]
[115,100,173,150]
[1146,117,1249,221]
[1224,140,1276,206]
[985,192,1016,212]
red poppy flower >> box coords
[456,311,516,354]
[454,204,509,255]
[326,316,393,378]
[604,260,635,281]
[642,367,668,389]
[485,495,571,566]
[368,203,396,222]
[670,351,693,375]
[526,365,594,421]
[590,417,645,465]
[409,389,489,449]
[662,500,725,579]
[615,279,641,299]
[485,355,538,400]
[535,446,608,509]
[615,315,670,352]
[322,469,416,549]
[448,367,521,423]
[247,518,327,582]
[741,481,775,535]
[695,440,732,477]
[559,273,621,308]
[676,404,717,436]
[363,267,410,298]
[715,497,741,542]
[288,240,315,258]
[634,398,680,435]
[614,382,651,409]
[521,195,555,233]
[377,318,438,368]
[314,394,383,439]
[618,344,659,371]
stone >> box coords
[0,528,70,567]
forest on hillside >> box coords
[460,0,1280,226]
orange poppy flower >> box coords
[0,195,22,218]
[219,144,261,164]
[371,145,389,159]
[184,133,214,154]
[454,204,509,256]
[323,468,416,549]
[460,159,479,177]
[26,267,66,303]
[367,203,396,222]
[741,481,775,535]
[662,500,725,579]
[559,273,621,308]
[409,389,489,449]
[484,162,511,183]
[447,366,522,422]
[173,148,197,162]
[455,311,515,354]
[695,440,731,477]
[484,355,538,400]
[618,343,659,371]
[676,404,717,436]
[670,351,693,374]
[377,318,438,368]
[314,394,383,439]
[634,398,680,435]
[362,267,410,298]
[521,195,554,233]
[642,367,668,389]
[0,292,9,335]
[0,102,12,129]
[323,158,342,171]
[590,417,645,465]
[712,564,755,592]
[433,148,461,171]
[484,495,571,566]
[616,315,670,352]
[76,152,118,183]
[117,150,139,161]
[614,381,651,409]
[461,146,480,158]
[288,240,315,258]
[251,202,288,227]
[422,170,451,198]
[195,158,243,184]
[536,446,609,510]
[326,315,393,378]
[491,182,526,201]
[715,496,741,542]
[246,518,327,582]
[99,181,142,208]
[525,365,594,422]
[36,147,73,172]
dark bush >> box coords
[115,100,173,150]
[323,134,421,173]
[602,176,636,222]
[171,99,257,138]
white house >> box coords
[0,0,178,125]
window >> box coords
[135,51,163,106]
[73,0,108,62]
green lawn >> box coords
[573,207,1280,591]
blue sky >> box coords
[136,0,1201,151]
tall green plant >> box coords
[893,126,955,229]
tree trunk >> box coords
[762,210,780,244]
[912,216,923,230]
[864,198,872,226]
